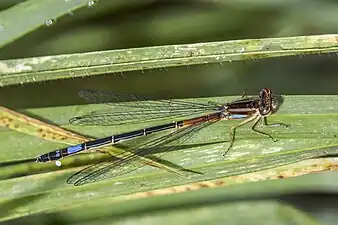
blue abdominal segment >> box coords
[229,114,249,119]
[67,144,83,154]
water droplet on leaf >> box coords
[88,0,98,7]
[45,19,56,26]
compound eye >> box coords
[259,88,272,99]
[259,89,265,98]
[258,88,272,116]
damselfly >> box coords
[36,88,288,166]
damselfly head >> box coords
[258,88,285,115]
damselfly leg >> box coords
[223,113,259,156]
[250,115,278,142]
[223,114,287,157]
[263,117,289,128]
[241,89,248,98]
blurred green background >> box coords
[1,0,338,109]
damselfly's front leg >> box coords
[223,114,258,156]
[251,116,277,142]
[241,89,248,98]
[263,117,290,128]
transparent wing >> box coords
[78,89,218,109]
[67,120,217,186]
[70,89,221,126]
[69,108,216,126]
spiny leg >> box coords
[263,117,290,128]
[251,116,277,142]
[223,114,258,156]
[241,89,248,98]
